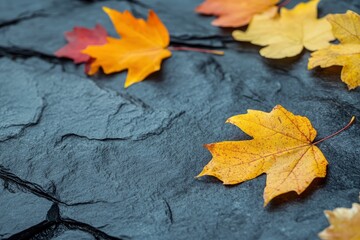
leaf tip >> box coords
[263,198,270,207]
[272,105,284,112]
[102,6,111,13]
[123,82,132,88]
[225,118,233,124]
[307,62,314,70]
[195,2,205,14]
[212,50,225,55]
[148,9,156,16]
[196,167,209,178]
[53,49,61,58]
[350,116,356,125]
[204,143,214,151]
[195,173,203,179]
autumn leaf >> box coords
[319,201,360,240]
[55,24,108,64]
[195,0,279,27]
[82,8,171,88]
[197,105,355,206]
[308,11,360,90]
[232,0,335,59]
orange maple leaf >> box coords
[319,200,360,240]
[82,8,171,88]
[195,0,279,27]
[198,105,355,206]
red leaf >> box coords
[55,24,108,64]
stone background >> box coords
[0,0,359,239]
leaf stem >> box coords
[313,116,356,145]
[168,46,224,56]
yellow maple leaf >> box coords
[82,7,171,88]
[319,201,360,240]
[308,11,360,90]
[197,105,355,206]
[232,0,335,59]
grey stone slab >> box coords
[0,0,359,239]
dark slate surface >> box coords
[0,0,359,239]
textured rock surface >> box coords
[0,0,359,239]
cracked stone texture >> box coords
[0,189,52,238]
[0,0,359,239]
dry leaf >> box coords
[82,8,171,88]
[308,11,360,90]
[198,105,354,206]
[195,0,279,27]
[319,202,360,240]
[232,0,335,59]
[55,24,108,64]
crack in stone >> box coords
[57,111,185,144]
[162,199,173,225]
[132,110,186,140]
[126,0,151,9]
[0,96,46,142]
[0,165,65,205]
[0,12,48,28]
[170,34,233,48]
[0,46,64,64]
[171,34,233,42]
[0,165,109,208]
[5,204,129,240]
[117,92,151,110]
[58,133,131,143]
